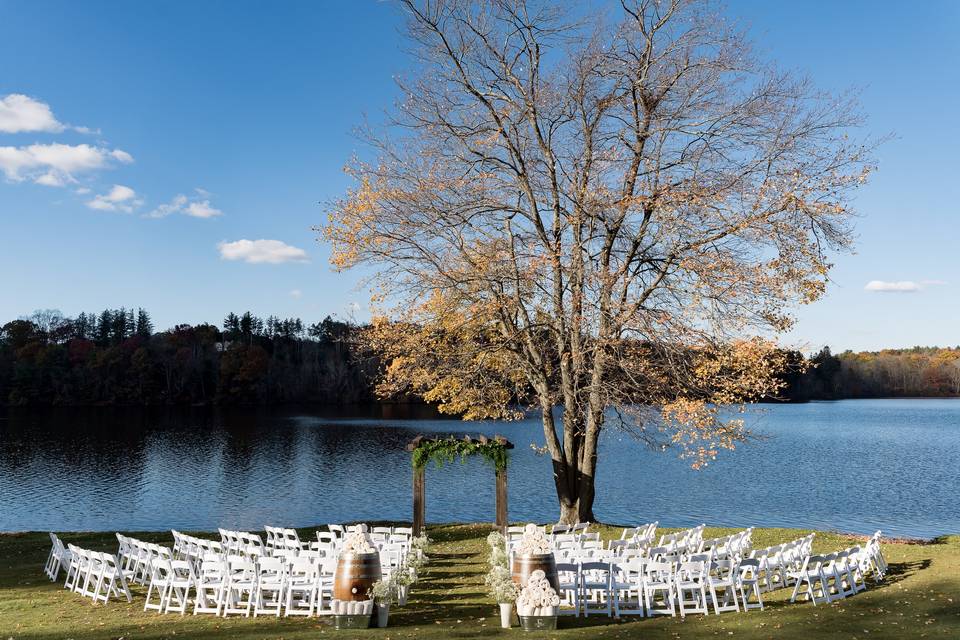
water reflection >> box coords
[0,400,957,538]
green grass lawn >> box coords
[1,524,958,639]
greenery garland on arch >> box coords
[408,435,513,472]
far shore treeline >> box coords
[1,308,958,407]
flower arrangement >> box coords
[487,530,508,567]
[341,524,375,554]
[369,574,398,605]
[516,569,560,617]
[485,563,520,603]
[515,523,551,556]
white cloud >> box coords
[864,280,921,293]
[0,94,94,134]
[185,200,222,218]
[865,279,949,293]
[0,94,65,133]
[146,190,222,219]
[289,289,303,299]
[218,239,309,264]
[86,184,142,212]
[0,142,133,186]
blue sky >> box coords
[0,1,957,352]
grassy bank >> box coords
[1,524,958,639]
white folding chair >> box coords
[253,557,285,617]
[642,560,676,616]
[285,556,320,616]
[580,561,614,617]
[164,560,195,614]
[63,544,85,592]
[222,555,257,617]
[790,554,834,605]
[193,556,227,615]
[145,557,175,612]
[610,558,644,616]
[675,560,709,617]
[317,557,338,612]
[737,558,764,610]
[555,562,581,616]
[45,533,70,582]
[707,559,740,614]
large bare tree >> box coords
[321,0,875,523]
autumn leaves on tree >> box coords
[321,0,875,523]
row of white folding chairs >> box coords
[551,556,763,618]
[620,521,658,547]
[862,530,888,580]
[264,526,308,553]
[549,522,590,536]
[116,534,173,586]
[698,528,754,560]
[146,552,340,616]
[749,533,816,592]
[218,528,265,557]
[172,530,223,564]
[63,543,133,604]
[44,533,73,582]
[657,524,705,553]
[324,524,414,538]
[789,545,871,605]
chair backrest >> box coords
[289,556,318,579]
[393,526,413,536]
[199,556,226,581]
[677,560,707,580]
[258,556,285,576]
[647,545,674,560]
[580,560,610,578]
[372,526,393,535]
[551,523,571,535]
[264,525,280,548]
[570,522,589,534]
[710,558,736,578]
[317,557,338,576]
[328,524,345,538]
[316,531,338,545]
[226,556,256,580]
[644,560,675,578]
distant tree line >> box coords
[0,308,376,406]
[778,346,960,401]
[2,309,959,406]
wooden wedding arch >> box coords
[406,435,514,534]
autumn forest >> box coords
[0,308,957,407]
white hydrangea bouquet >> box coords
[341,523,375,554]
[516,523,551,556]
[516,569,560,617]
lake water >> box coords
[1,399,957,538]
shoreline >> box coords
[2,521,948,545]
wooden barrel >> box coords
[334,552,382,601]
[511,552,559,593]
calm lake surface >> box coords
[1,399,957,538]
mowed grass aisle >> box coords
[2,524,958,639]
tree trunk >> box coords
[553,461,597,524]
